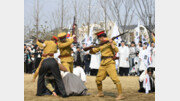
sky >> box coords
[24,0,154,32]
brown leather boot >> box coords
[96,83,104,97]
[115,94,125,100]
[96,91,104,97]
[115,83,125,100]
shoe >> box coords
[96,91,104,97]
[115,94,125,100]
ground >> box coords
[24,74,155,101]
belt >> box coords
[101,56,119,60]
[101,56,114,59]
[58,55,71,58]
[42,53,54,57]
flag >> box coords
[143,73,151,94]
[66,25,71,39]
[134,20,140,45]
[89,25,94,42]
[111,22,121,45]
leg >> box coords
[106,64,125,100]
[125,68,129,76]
[50,59,68,97]
[96,65,107,97]
[119,67,124,76]
[36,60,50,96]
[61,62,70,72]
[69,62,73,73]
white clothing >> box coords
[136,46,143,52]
[149,48,155,68]
[89,52,101,69]
[118,46,130,68]
[134,56,140,72]
[54,49,61,63]
[139,49,150,71]
[60,71,69,78]
[73,66,86,82]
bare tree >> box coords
[134,0,155,29]
[134,0,155,41]
[107,0,135,40]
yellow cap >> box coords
[58,32,67,38]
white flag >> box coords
[134,21,140,45]
[111,22,121,45]
[143,73,151,94]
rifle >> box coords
[83,31,129,51]
[30,35,44,43]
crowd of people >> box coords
[24,40,155,77]
[24,31,155,99]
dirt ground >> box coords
[24,74,155,101]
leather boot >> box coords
[96,84,104,97]
[115,83,125,100]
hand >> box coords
[109,39,113,43]
[126,58,128,61]
[72,35,76,38]
[52,92,57,96]
[32,78,35,82]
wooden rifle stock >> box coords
[83,31,128,51]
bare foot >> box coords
[52,92,57,96]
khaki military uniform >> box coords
[90,38,123,95]
[58,38,74,73]
[33,40,57,80]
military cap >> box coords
[58,32,67,39]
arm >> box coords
[80,68,86,82]
[59,64,67,72]
[109,40,119,53]
[36,40,47,49]
[58,38,74,48]
[32,66,40,81]
[89,47,100,54]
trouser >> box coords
[96,63,122,94]
[129,58,135,71]
[61,62,73,73]
[24,62,26,73]
[139,70,144,76]
[84,62,90,74]
[119,67,129,76]
[37,58,67,97]
[35,58,41,69]
[90,69,98,76]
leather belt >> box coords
[58,55,71,58]
[42,53,54,57]
[101,56,114,59]
[101,56,119,60]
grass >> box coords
[24,74,155,101]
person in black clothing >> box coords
[84,52,91,75]
[36,58,68,97]
[138,67,155,93]
[74,47,84,67]
[34,47,42,70]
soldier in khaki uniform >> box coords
[89,31,125,100]
[32,36,58,81]
[57,32,75,73]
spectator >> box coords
[34,46,42,70]
[73,64,86,83]
[138,67,155,93]
[74,47,84,67]
[129,41,137,75]
[83,51,91,75]
[118,41,130,76]
[139,43,151,75]
[136,41,143,52]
